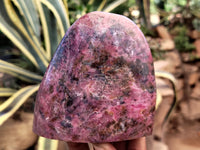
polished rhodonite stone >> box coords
[33,11,156,143]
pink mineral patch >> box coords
[33,11,156,143]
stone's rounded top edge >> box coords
[69,11,138,30]
[83,11,137,25]
[85,11,125,17]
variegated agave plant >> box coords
[0,0,127,149]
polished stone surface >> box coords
[33,12,156,143]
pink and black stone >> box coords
[33,12,156,143]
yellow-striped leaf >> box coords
[5,0,49,69]
[35,0,69,59]
[155,71,177,124]
[97,0,107,11]
[12,0,41,40]
[62,0,70,28]
[0,85,39,125]
[0,0,48,73]
[35,0,60,60]
[156,89,162,109]
[38,137,59,150]
[0,14,36,68]
[155,71,176,84]
[0,59,43,83]
[103,0,127,12]
[40,0,69,36]
[88,0,94,5]
[12,0,46,57]
[0,88,16,97]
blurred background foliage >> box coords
[0,0,199,149]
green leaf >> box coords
[0,88,16,97]
[0,85,39,125]
[103,0,127,12]
[0,59,43,83]
[38,137,59,150]
[82,0,94,14]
